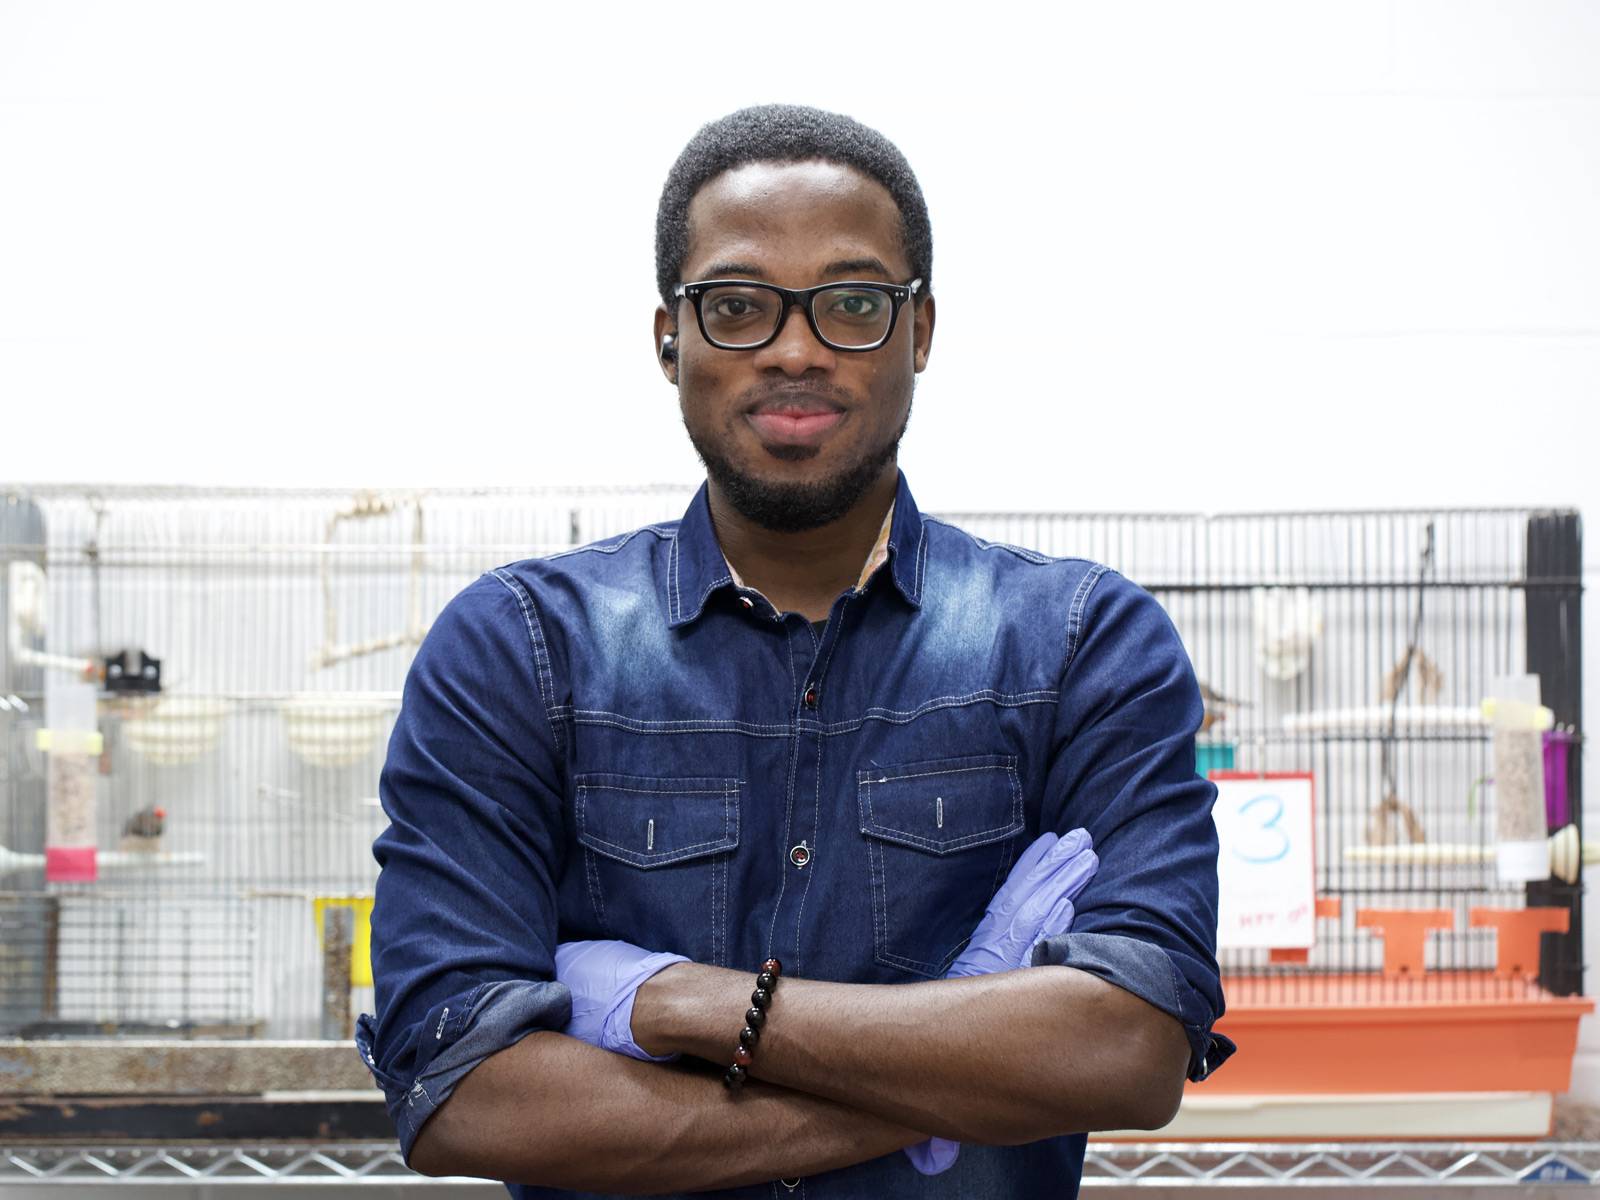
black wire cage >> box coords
[0,487,1585,1045]
[956,506,1584,1005]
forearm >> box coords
[634,963,1189,1144]
[410,1028,928,1192]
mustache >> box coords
[738,382,853,412]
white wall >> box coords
[3,0,1598,1093]
[1,1,1594,503]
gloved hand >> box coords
[947,828,1098,977]
[904,829,1099,1176]
[553,938,691,1062]
[904,1134,963,1176]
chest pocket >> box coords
[574,773,741,968]
[858,753,1026,978]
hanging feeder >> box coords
[120,696,232,766]
[280,693,395,768]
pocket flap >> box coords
[575,773,740,868]
[857,753,1023,855]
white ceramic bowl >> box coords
[280,694,395,768]
[121,696,232,766]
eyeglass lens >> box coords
[700,285,894,348]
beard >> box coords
[683,393,912,535]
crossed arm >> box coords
[410,963,1189,1190]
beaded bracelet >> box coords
[722,957,782,1090]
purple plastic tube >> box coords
[1545,728,1575,828]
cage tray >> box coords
[1199,973,1594,1096]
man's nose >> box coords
[751,302,837,376]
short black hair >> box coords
[654,104,933,312]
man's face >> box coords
[656,160,934,533]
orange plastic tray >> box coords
[1196,972,1595,1095]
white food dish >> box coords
[121,696,232,765]
[1253,587,1324,681]
[280,694,395,768]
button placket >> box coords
[770,601,843,984]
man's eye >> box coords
[710,296,766,319]
[828,292,885,320]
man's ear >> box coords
[912,293,935,373]
[652,305,678,384]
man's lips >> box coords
[745,393,847,447]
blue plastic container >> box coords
[1196,740,1236,778]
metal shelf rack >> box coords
[5,1140,1600,1187]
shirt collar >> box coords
[665,469,926,629]
[724,500,893,595]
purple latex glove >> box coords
[904,1135,963,1176]
[947,828,1097,978]
[905,829,1099,1176]
[554,938,691,1062]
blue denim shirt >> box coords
[355,470,1235,1199]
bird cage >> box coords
[0,484,693,1038]
[951,505,1587,1136]
[0,487,1585,1137]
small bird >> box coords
[1198,682,1251,734]
[1382,648,1444,705]
[119,805,167,851]
[1366,791,1426,846]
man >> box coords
[356,103,1233,1198]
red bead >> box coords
[761,958,782,978]
[734,1045,753,1067]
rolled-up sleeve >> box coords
[1032,565,1236,1083]
[354,569,573,1163]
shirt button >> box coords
[739,595,754,609]
[789,842,811,868]
[803,684,818,709]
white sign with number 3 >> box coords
[1210,772,1317,950]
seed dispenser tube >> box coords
[1483,674,1555,884]
[43,678,102,882]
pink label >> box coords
[45,845,98,882]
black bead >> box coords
[751,987,771,1009]
[723,1064,746,1088]
[756,972,776,991]
[746,1005,765,1028]
[739,1025,759,1048]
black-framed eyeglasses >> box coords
[673,277,923,352]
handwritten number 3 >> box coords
[1234,793,1291,864]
